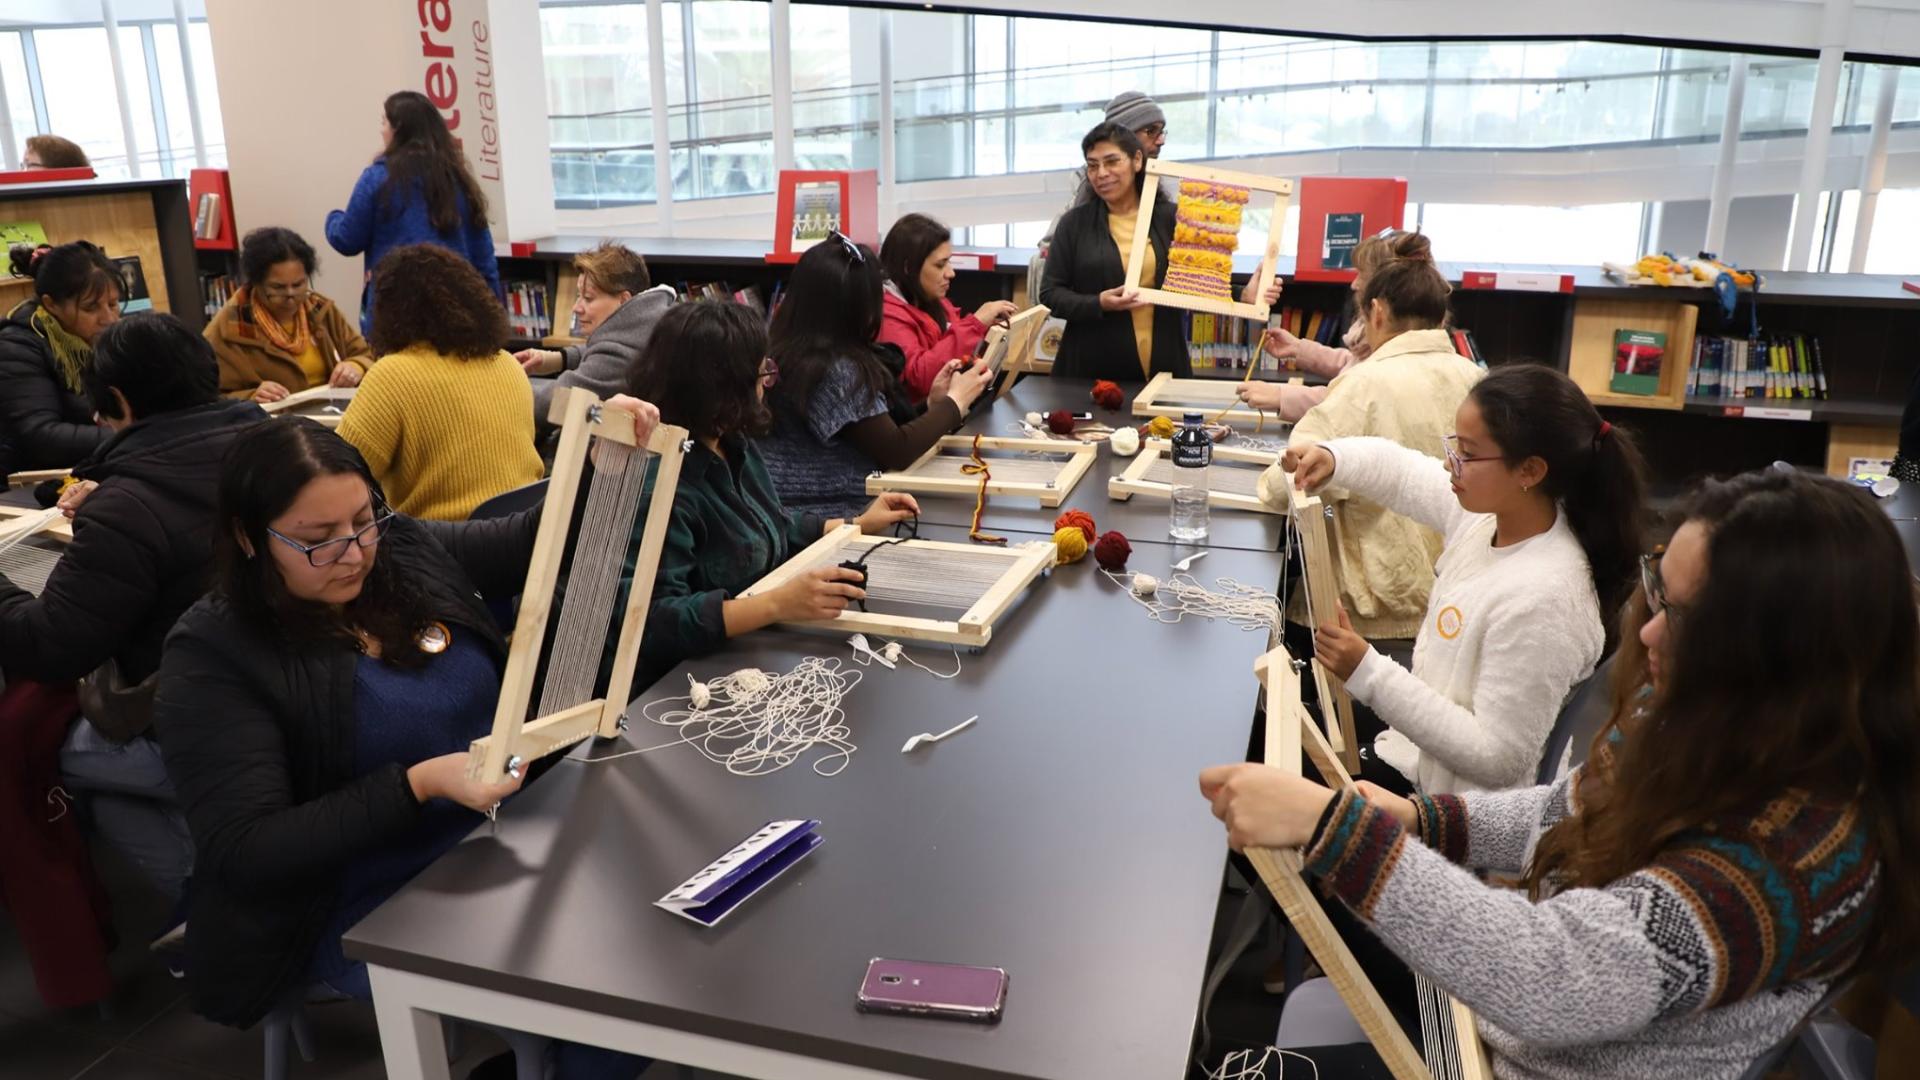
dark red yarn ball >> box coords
[1045,409,1076,435]
[1093,530,1132,571]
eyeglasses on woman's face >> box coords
[1639,548,1687,622]
[268,508,395,567]
[1441,434,1501,479]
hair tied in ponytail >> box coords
[28,244,51,269]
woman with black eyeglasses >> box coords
[205,226,374,404]
[1279,364,1649,796]
[148,413,656,1036]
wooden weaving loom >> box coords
[984,303,1050,401]
[738,524,1054,648]
[261,385,357,429]
[1122,158,1293,323]
[867,435,1095,507]
[1250,642,1494,1080]
[1285,475,1360,772]
[1132,371,1298,429]
[1108,439,1281,515]
[466,387,690,784]
[0,505,71,597]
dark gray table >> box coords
[909,375,1288,554]
[345,525,1281,1080]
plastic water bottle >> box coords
[1170,411,1212,542]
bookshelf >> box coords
[0,177,202,329]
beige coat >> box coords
[1258,327,1483,640]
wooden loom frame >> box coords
[466,387,690,784]
[988,303,1050,401]
[0,503,74,543]
[1122,158,1294,322]
[6,467,72,487]
[738,524,1054,647]
[1250,643,1493,1080]
[1132,371,1299,428]
[261,384,358,429]
[866,435,1095,508]
[1286,477,1360,772]
[1107,438,1282,515]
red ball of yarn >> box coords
[1093,530,1132,571]
[1053,509,1096,543]
[1045,409,1076,435]
[1090,379,1124,411]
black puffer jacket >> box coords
[0,300,111,474]
[0,398,267,687]
[1037,196,1190,382]
[152,511,536,1028]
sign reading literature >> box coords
[1294,177,1408,283]
[768,170,878,264]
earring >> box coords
[1521,484,1531,493]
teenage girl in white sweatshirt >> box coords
[1281,364,1648,794]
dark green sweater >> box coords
[632,434,822,691]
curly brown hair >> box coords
[368,243,508,359]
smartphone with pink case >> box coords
[856,958,1007,1023]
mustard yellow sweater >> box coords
[337,343,544,521]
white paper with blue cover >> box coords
[655,819,823,927]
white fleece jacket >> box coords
[1322,436,1603,794]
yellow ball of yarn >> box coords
[1147,415,1176,439]
[1052,525,1090,565]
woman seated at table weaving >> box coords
[759,234,991,519]
[336,244,544,521]
[622,301,919,691]
[151,415,657,1079]
[1202,466,1920,1078]
[1256,260,1483,756]
[1278,364,1647,797]
[514,240,677,433]
[0,241,121,473]
[877,211,1017,402]
[1236,229,1438,423]
[204,226,374,404]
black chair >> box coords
[471,479,549,522]
[1534,654,1617,785]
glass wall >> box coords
[0,18,223,177]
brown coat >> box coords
[203,289,375,398]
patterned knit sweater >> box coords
[1302,765,1881,1079]
[336,344,544,521]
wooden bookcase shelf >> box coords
[0,178,201,328]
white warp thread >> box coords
[591,657,863,777]
[1104,570,1281,632]
[1207,1047,1319,1080]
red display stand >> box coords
[187,168,237,251]
[1293,177,1408,283]
[0,167,96,186]
[766,169,878,264]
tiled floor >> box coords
[3,844,1284,1079]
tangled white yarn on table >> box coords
[1104,570,1281,632]
[595,657,865,777]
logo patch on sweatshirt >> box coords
[1435,605,1464,640]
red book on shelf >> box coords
[1903,280,1920,296]
[766,170,878,264]
[1294,177,1408,283]
[1460,270,1574,293]
[0,166,96,185]
[946,252,997,271]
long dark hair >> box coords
[626,302,771,442]
[880,213,953,331]
[1526,469,1920,977]
[1467,365,1646,647]
[380,90,489,234]
[214,418,443,667]
[767,239,909,428]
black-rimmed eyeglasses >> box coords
[268,509,395,567]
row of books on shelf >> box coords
[1184,307,1354,372]
[683,281,767,315]
[200,273,237,320]
[505,280,556,339]
[1684,333,1830,401]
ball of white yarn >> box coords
[726,668,774,701]
[1024,411,1045,428]
[1109,427,1141,457]
[1131,572,1159,597]
[687,674,712,710]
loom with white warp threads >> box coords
[465,387,690,784]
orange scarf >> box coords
[249,289,313,355]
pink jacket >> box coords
[1271,318,1370,421]
[879,286,989,401]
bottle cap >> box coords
[1183,411,1203,425]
